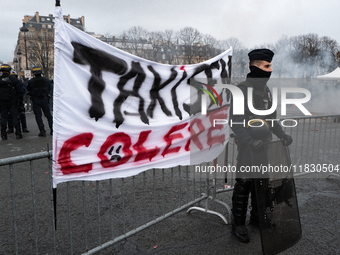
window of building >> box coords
[42,24,46,29]
[47,18,50,21]
[29,31,34,38]
[47,24,52,29]
[30,51,35,58]
[41,18,45,21]
[42,32,47,40]
[44,51,48,58]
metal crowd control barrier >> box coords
[0,114,339,254]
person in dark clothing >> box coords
[27,66,53,137]
[7,71,29,133]
[0,64,26,140]
[230,49,293,243]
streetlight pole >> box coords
[20,22,29,70]
[17,48,22,74]
[13,58,18,73]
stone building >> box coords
[14,12,84,78]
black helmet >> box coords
[10,70,18,78]
[0,64,11,72]
[32,66,42,75]
[247,119,271,140]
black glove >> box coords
[249,139,265,153]
[281,134,293,146]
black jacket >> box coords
[0,73,26,101]
[27,76,52,98]
[230,74,285,146]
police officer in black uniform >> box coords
[230,49,293,243]
[7,70,29,133]
[0,64,26,140]
[27,66,53,137]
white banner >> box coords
[53,6,232,187]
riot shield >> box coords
[251,141,302,255]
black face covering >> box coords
[249,65,271,79]
[247,65,272,90]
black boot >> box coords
[232,222,250,243]
[38,128,46,137]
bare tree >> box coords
[104,32,113,38]
[102,26,340,79]
[218,37,243,51]
[292,34,320,63]
[301,34,320,57]
[319,36,339,72]
[202,34,217,47]
[217,37,247,78]
[151,30,179,64]
[200,33,220,61]
[177,27,202,64]
[271,33,340,77]
[272,35,297,77]
[120,26,152,59]
[163,29,179,64]
[28,31,54,78]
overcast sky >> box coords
[1,0,339,63]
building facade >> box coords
[14,12,84,79]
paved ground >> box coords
[0,112,339,255]
[100,177,340,255]
[0,111,53,158]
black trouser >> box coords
[32,96,52,132]
[8,99,28,131]
[232,178,257,225]
[232,145,258,225]
[0,101,21,135]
